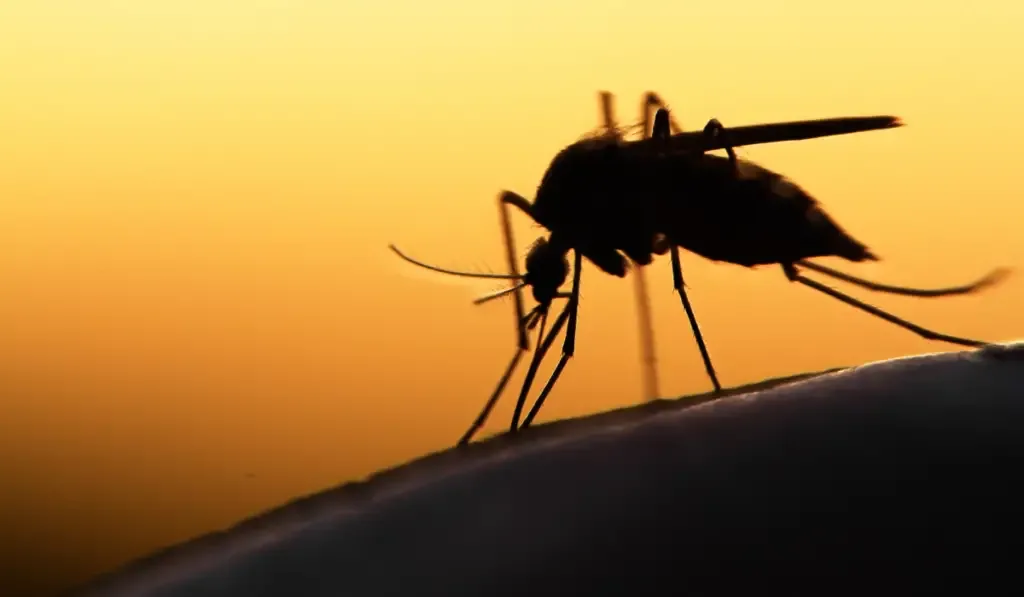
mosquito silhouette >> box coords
[392,92,1009,446]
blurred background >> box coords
[2,1,1023,595]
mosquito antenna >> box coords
[389,244,524,280]
[473,283,528,305]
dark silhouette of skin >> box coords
[68,344,1024,597]
[392,91,1010,447]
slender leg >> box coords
[795,260,1011,298]
[649,105,726,393]
[671,246,723,392]
[703,119,738,168]
[642,92,685,136]
[510,290,577,432]
[459,347,526,446]
[599,91,618,138]
[510,309,551,432]
[633,102,666,401]
[782,264,988,347]
[498,191,530,349]
[458,307,545,446]
[648,108,723,392]
[521,251,585,429]
[513,303,572,431]
[627,95,661,401]
[632,265,660,402]
[456,190,548,447]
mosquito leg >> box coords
[794,260,1011,298]
[632,106,666,402]
[509,308,551,432]
[671,246,723,392]
[632,263,660,401]
[520,251,585,429]
[509,292,574,432]
[642,92,685,136]
[516,301,573,430]
[463,189,537,444]
[703,118,738,169]
[510,254,583,431]
[459,189,549,445]
[457,307,545,447]
[498,191,532,349]
[652,109,672,140]
[599,91,619,138]
[521,348,570,429]
[458,347,526,446]
[782,264,988,348]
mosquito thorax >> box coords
[531,135,623,232]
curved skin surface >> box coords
[71,342,1024,596]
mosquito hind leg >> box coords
[671,247,723,392]
[794,260,1011,299]
[782,263,988,348]
[520,251,584,429]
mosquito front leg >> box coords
[521,251,584,429]
[457,190,554,445]
[458,306,548,446]
[458,343,527,446]
[782,264,988,347]
[511,300,572,432]
[498,191,533,349]
[509,290,576,432]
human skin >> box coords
[71,342,1024,597]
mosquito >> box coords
[392,94,1008,446]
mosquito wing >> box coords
[628,115,903,154]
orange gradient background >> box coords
[2,1,1023,595]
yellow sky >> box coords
[2,1,1024,594]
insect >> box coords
[392,92,1009,446]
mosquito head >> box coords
[523,237,569,305]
